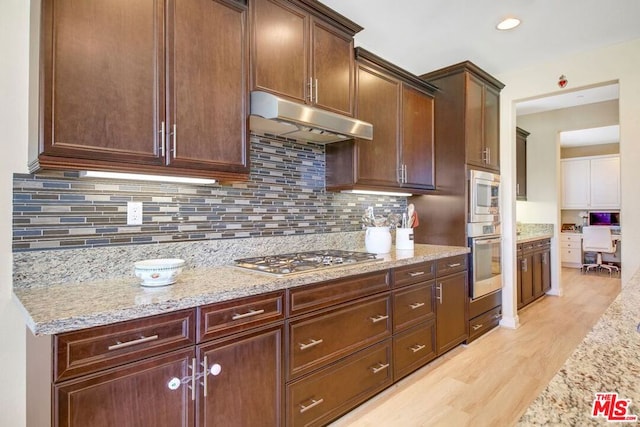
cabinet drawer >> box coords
[287,340,392,427]
[469,290,501,319]
[288,293,392,380]
[392,261,435,288]
[561,247,582,263]
[436,255,467,276]
[288,270,390,316]
[560,233,582,243]
[468,306,502,342]
[393,320,436,380]
[198,291,285,342]
[54,309,196,382]
[561,241,580,250]
[393,281,435,332]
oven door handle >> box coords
[474,238,502,246]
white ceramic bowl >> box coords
[134,258,185,287]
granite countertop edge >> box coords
[516,232,554,243]
[14,244,469,336]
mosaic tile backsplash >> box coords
[13,134,405,251]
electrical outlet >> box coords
[127,201,143,225]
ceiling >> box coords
[560,125,620,147]
[321,0,640,78]
[320,0,636,143]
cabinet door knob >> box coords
[167,377,181,391]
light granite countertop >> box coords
[518,268,640,426]
[13,244,469,336]
[517,232,554,244]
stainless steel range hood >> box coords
[249,91,373,143]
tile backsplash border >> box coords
[13,134,406,252]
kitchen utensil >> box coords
[134,258,185,287]
[407,204,415,228]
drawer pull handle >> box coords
[410,344,426,353]
[371,362,390,374]
[408,271,425,277]
[299,338,323,351]
[447,262,461,268]
[108,334,159,351]
[472,324,483,331]
[494,313,502,319]
[231,309,265,320]
[370,314,389,323]
[409,302,425,310]
[300,398,324,414]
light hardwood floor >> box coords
[329,268,621,427]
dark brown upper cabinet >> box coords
[421,62,504,173]
[35,0,250,181]
[250,0,361,117]
[326,48,436,194]
[516,126,530,200]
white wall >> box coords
[0,1,31,426]
[516,100,619,223]
[499,38,640,327]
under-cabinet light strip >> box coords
[79,171,217,185]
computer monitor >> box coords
[589,211,620,226]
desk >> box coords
[560,232,621,268]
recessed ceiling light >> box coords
[496,17,521,31]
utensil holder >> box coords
[365,226,392,254]
[396,228,414,251]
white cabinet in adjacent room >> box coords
[561,155,620,210]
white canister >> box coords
[365,226,392,254]
[396,227,414,251]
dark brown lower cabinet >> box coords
[435,256,469,354]
[393,320,436,379]
[467,290,502,343]
[286,340,392,427]
[518,238,551,310]
[55,349,195,427]
[198,325,284,427]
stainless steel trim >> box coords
[231,309,265,320]
[300,398,324,413]
[371,362,390,374]
[159,121,165,157]
[249,91,373,143]
[299,338,323,351]
[108,334,159,351]
[370,314,389,323]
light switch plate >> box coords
[127,201,143,225]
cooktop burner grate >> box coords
[234,250,380,276]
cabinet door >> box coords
[519,252,534,308]
[311,18,354,116]
[41,0,164,166]
[401,83,435,190]
[541,248,552,293]
[483,85,500,171]
[561,158,590,209]
[168,0,249,173]
[464,74,485,168]
[532,251,544,299]
[435,271,468,354]
[198,325,284,427]
[354,64,400,187]
[55,348,194,427]
[590,156,621,209]
[516,128,528,200]
[251,0,308,103]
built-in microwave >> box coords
[469,169,500,224]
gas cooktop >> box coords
[234,250,380,276]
